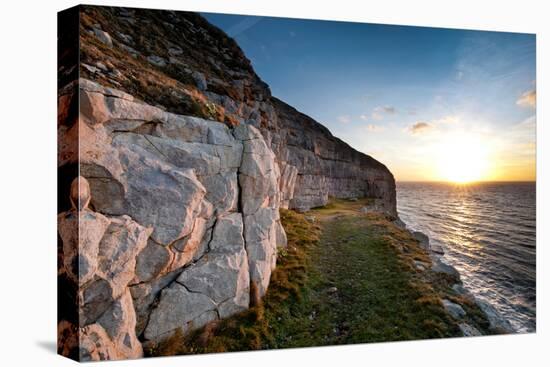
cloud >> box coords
[379,105,396,114]
[359,114,369,121]
[435,115,460,124]
[226,16,263,37]
[408,122,433,135]
[516,89,536,108]
[371,105,396,120]
[366,124,384,132]
[337,115,351,124]
[372,112,384,121]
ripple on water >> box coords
[397,182,536,333]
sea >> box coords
[397,182,536,333]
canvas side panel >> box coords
[57,5,80,362]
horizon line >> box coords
[396,180,536,183]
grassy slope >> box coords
[147,198,492,356]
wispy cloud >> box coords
[226,16,263,37]
[366,124,384,132]
[337,115,351,124]
[435,115,460,124]
[380,106,396,114]
[516,89,536,108]
[408,122,433,135]
[359,114,369,121]
[372,105,396,120]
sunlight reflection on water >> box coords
[397,182,536,333]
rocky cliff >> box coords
[57,5,396,361]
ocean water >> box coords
[397,182,536,333]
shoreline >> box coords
[395,219,516,334]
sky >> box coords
[203,13,536,182]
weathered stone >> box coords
[244,208,279,297]
[129,270,182,337]
[58,210,111,286]
[168,217,210,272]
[80,277,114,325]
[459,323,482,337]
[93,28,113,47]
[442,299,466,319]
[134,240,173,283]
[144,283,218,340]
[96,290,143,358]
[177,250,249,312]
[475,299,514,332]
[235,125,280,215]
[96,215,152,299]
[114,142,206,245]
[192,71,207,91]
[412,231,430,249]
[431,257,461,281]
[208,213,245,254]
[201,172,239,214]
[147,55,167,67]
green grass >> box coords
[147,199,493,356]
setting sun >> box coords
[436,133,490,183]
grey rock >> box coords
[442,299,466,319]
[412,231,430,249]
[177,248,249,318]
[115,142,206,245]
[475,299,514,332]
[393,218,407,229]
[95,290,143,358]
[244,208,279,297]
[96,215,152,299]
[431,257,461,281]
[134,240,172,283]
[192,71,207,91]
[144,283,218,340]
[129,270,182,336]
[147,55,167,67]
[459,323,482,337]
[80,277,114,325]
[93,28,113,47]
[168,46,183,56]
